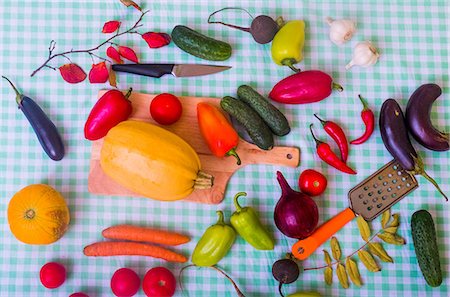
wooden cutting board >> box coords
[88,90,300,204]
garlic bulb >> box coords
[346,41,380,69]
[326,17,356,45]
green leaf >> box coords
[336,263,349,289]
[381,209,391,228]
[323,250,332,266]
[368,242,393,263]
[356,216,371,241]
[324,266,333,285]
[330,237,342,261]
[377,233,406,245]
[346,257,362,287]
[357,249,380,272]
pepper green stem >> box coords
[216,210,225,225]
[409,154,448,201]
[233,192,247,212]
[124,87,133,100]
[281,58,301,73]
[313,113,326,126]
[357,94,369,110]
[226,148,241,165]
[2,76,23,105]
[309,124,323,147]
[332,82,344,92]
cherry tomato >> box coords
[143,267,176,297]
[39,262,66,289]
[150,93,182,125]
[110,268,141,297]
[298,169,327,196]
[69,293,89,297]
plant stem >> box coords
[30,10,149,77]
[303,231,381,271]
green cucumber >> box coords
[237,85,290,136]
[171,25,232,61]
[410,210,442,287]
[220,96,273,150]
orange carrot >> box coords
[102,224,190,246]
[83,241,188,263]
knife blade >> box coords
[111,63,231,78]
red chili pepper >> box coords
[309,124,356,175]
[84,88,133,140]
[350,94,375,145]
[197,102,241,165]
[314,114,349,163]
[268,70,343,104]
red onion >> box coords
[274,171,319,239]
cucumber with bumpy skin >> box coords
[411,210,442,287]
[220,96,273,150]
[237,85,290,136]
[171,25,232,61]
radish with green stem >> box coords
[208,7,280,44]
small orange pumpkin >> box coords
[7,184,70,245]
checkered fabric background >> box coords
[0,0,448,296]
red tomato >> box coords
[298,169,327,196]
[69,293,89,297]
[143,267,176,297]
[110,268,141,297]
[150,93,182,125]
[39,262,66,289]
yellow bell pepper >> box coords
[271,20,305,72]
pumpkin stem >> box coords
[194,171,214,189]
[25,209,35,219]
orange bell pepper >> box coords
[197,102,241,165]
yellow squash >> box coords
[100,120,213,201]
[7,184,70,245]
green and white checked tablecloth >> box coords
[0,0,449,296]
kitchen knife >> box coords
[111,63,231,78]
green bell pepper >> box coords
[192,210,236,267]
[271,20,305,72]
[230,192,274,250]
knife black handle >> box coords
[112,64,174,78]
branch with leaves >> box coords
[303,209,405,288]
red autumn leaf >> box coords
[106,46,123,64]
[59,63,87,84]
[108,68,117,88]
[89,62,109,83]
[102,20,121,33]
[142,32,171,48]
[119,0,142,11]
[118,46,139,63]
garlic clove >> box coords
[326,17,356,45]
[346,41,380,70]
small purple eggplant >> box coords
[405,83,449,151]
[379,98,447,201]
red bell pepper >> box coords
[84,88,133,140]
[197,102,241,165]
[269,70,343,104]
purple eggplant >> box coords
[405,84,449,151]
[3,76,65,161]
[379,98,447,201]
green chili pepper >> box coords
[192,210,236,267]
[230,192,274,250]
[271,20,305,72]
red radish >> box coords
[39,262,66,289]
[143,267,176,297]
[111,268,141,297]
[69,293,89,297]
[269,70,343,104]
[150,93,183,125]
[59,63,87,84]
[89,62,109,83]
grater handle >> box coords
[291,208,356,260]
